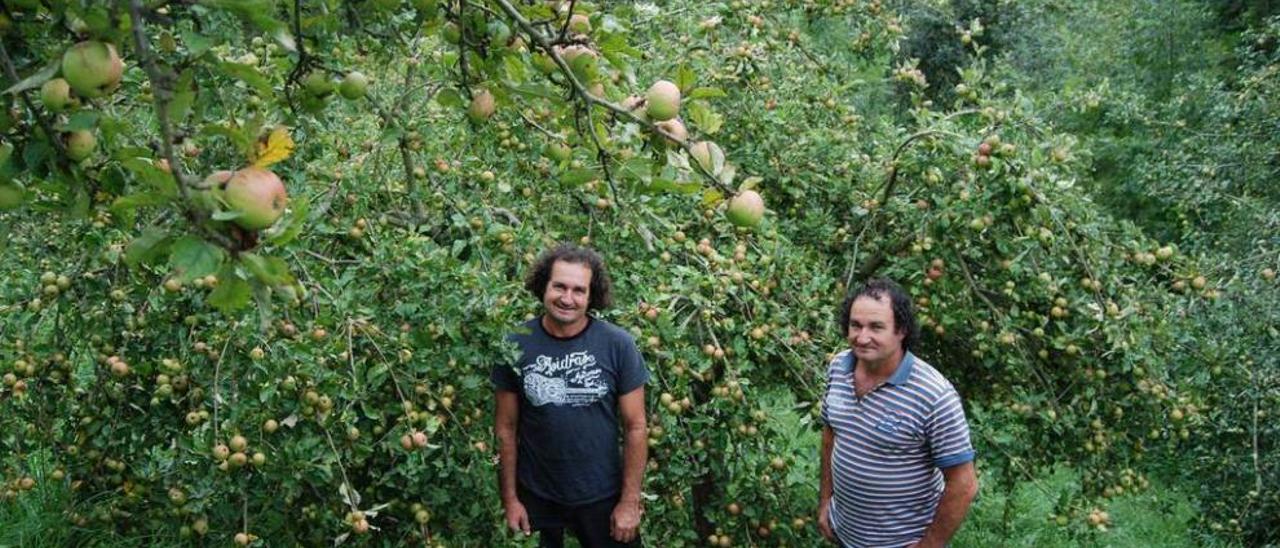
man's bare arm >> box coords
[494,390,521,506]
[617,386,648,503]
[818,425,836,542]
[610,387,647,542]
[913,462,978,548]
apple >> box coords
[61,41,123,98]
[468,89,495,123]
[726,190,765,228]
[568,13,591,34]
[543,142,571,162]
[64,130,96,161]
[303,72,333,97]
[223,167,287,230]
[40,78,72,112]
[338,71,368,100]
[645,80,681,121]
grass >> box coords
[0,450,159,548]
[955,466,1234,548]
[3,448,1238,547]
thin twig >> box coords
[490,0,735,194]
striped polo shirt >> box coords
[821,349,975,548]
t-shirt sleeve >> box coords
[616,334,649,395]
[926,387,976,469]
[819,353,846,427]
[490,362,520,392]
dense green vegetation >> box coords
[0,0,1275,545]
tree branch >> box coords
[127,0,238,251]
[490,0,735,194]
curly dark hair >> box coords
[524,244,613,311]
[838,278,919,353]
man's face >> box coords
[846,295,906,365]
[543,260,592,326]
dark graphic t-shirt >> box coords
[490,316,649,506]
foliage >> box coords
[0,0,1274,545]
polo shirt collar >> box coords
[886,352,916,385]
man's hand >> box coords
[610,499,642,543]
[817,498,836,543]
[503,499,531,536]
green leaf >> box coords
[62,111,100,132]
[120,158,178,198]
[169,236,225,282]
[240,252,295,286]
[215,62,272,95]
[201,123,253,158]
[179,27,217,58]
[2,61,58,95]
[265,194,309,246]
[168,89,197,123]
[687,101,723,135]
[111,191,172,214]
[675,64,697,93]
[206,0,289,37]
[507,83,559,101]
[701,188,724,207]
[597,34,643,60]
[502,55,527,83]
[21,138,50,169]
[124,228,171,267]
[380,125,403,146]
[647,178,702,195]
[212,210,244,221]
[435,88,463,108]
[252,282,274,332]
[559,168,597,189]
[207,264,252,313]
[688,87,726,100]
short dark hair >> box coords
[838,278,919,352]
[524,244,613,311]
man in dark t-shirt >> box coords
[492,245,648,547]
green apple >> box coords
[726,190,765,228]
[40,78,72,112]
[65,130,96,161]
[645,80,680,121]
[303,72,333,97]
[338,71,368,100]
[61,41,123,98]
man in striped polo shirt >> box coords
[818,279,978,547]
